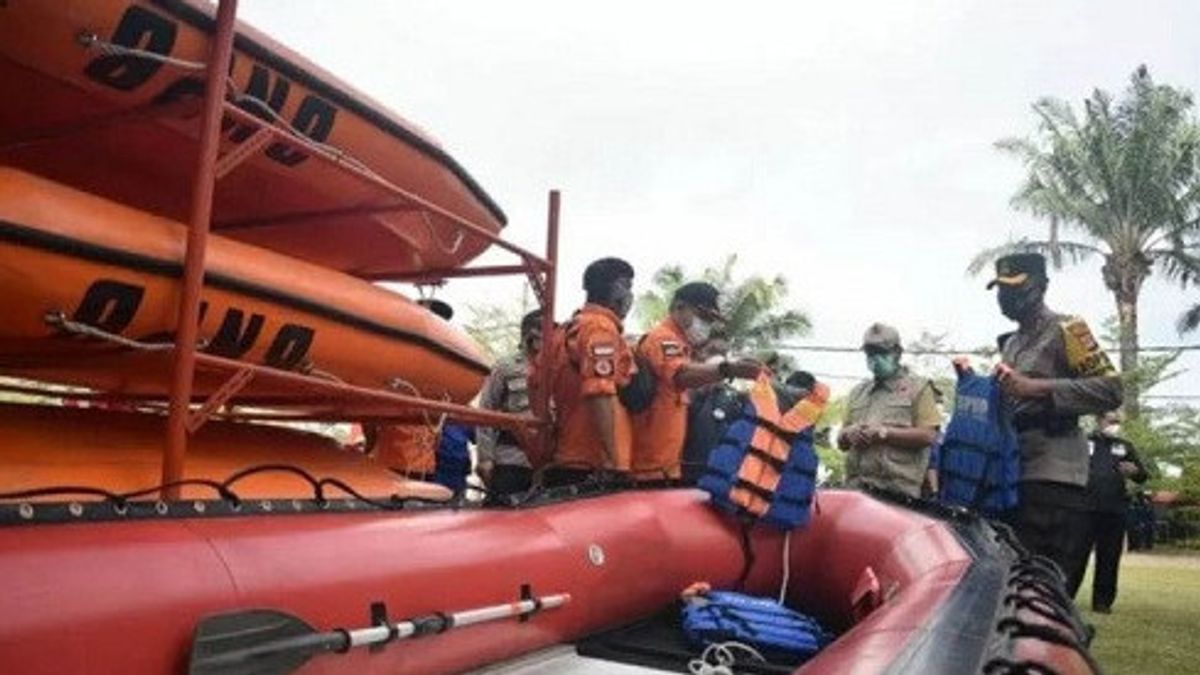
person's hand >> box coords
[1118,461,1139,478]
[997,365,1053,400]
[840,424,871,450]
[727,358,764,379]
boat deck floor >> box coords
[475,605,800,674]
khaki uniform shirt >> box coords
[476,353,532,468]
[999,308,1122,486]
[844,369,941,498]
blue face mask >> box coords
[867,352,900,380]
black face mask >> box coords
[997,283,1043,321]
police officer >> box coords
[476,309,545,502]
[989,252,1122,597]
[838,323,941,498]
[1083,412,1149,613]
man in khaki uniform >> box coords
[838,323,941,498]
[989,253,1122,596]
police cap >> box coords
[987,253,1047,289]
[862,323,902,351]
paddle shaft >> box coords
[197,593,571,669]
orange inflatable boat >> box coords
[0,168,490,402]
[0,0,505,277]
[0,402,452,502]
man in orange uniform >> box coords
[632,282,761,482]
[544,257,638,487]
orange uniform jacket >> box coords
[548,304,635,471]
[373,423,438,475]
[632,318,693,479]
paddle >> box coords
[188,592,571,675]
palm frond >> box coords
[1178,303,1200,334]
[967,239,1104,275]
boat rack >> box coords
[25,0,559,500]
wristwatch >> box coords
[718,360,732,380]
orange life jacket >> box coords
[699,375,829,529]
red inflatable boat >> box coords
[0,473,1100,674]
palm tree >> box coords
[970,66,1200,419]
[635,255,812,358]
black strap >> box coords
[750,415,800,443]
[735,519,756,590]
[368,601,397,653]
[746,445,787,472]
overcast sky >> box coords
[241,0,1200,397]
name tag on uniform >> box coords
[1111,444,1127,459]
[662,340,683,357]
[1088,440,1096,456]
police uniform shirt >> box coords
[476,352,532,469]
[844,368,941,498]
[999,308,1122,486]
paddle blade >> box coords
[189,609,325,675]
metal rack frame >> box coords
[143,0,558,498]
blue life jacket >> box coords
[698,377,829,530]
[681,590,833,660]
[937,371,1020,515]
[434,423,472,493]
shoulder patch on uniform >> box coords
[1060,317,1115,377]
[590,343,616,357]
[661,340,684,357]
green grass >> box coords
[1080,552,1200,675]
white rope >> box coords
[687,642,767,675]
[77,33,378,177]
[76,35,474,261]
[77,31,206,70]
[778,529,792,604]
[419,210,465,255]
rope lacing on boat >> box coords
[981,523,1103,675]
[74,32,471,256]
[0,464,454,519]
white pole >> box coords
[345,593,571,649]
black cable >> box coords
[0,485,125,502]
[121,478,238,505]
[222,464,327,503]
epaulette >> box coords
[1059,316,1116,377]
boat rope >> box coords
[686,641,766,675]
[982,658,1064,675]
[44,311,184,351]
[994,617,1103,674]
[0,463,454,524]
[385,376,446,433]
[74,33,473,264]
[76,31,207,71]
[778,529,792,604]
[419,209,466,256]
